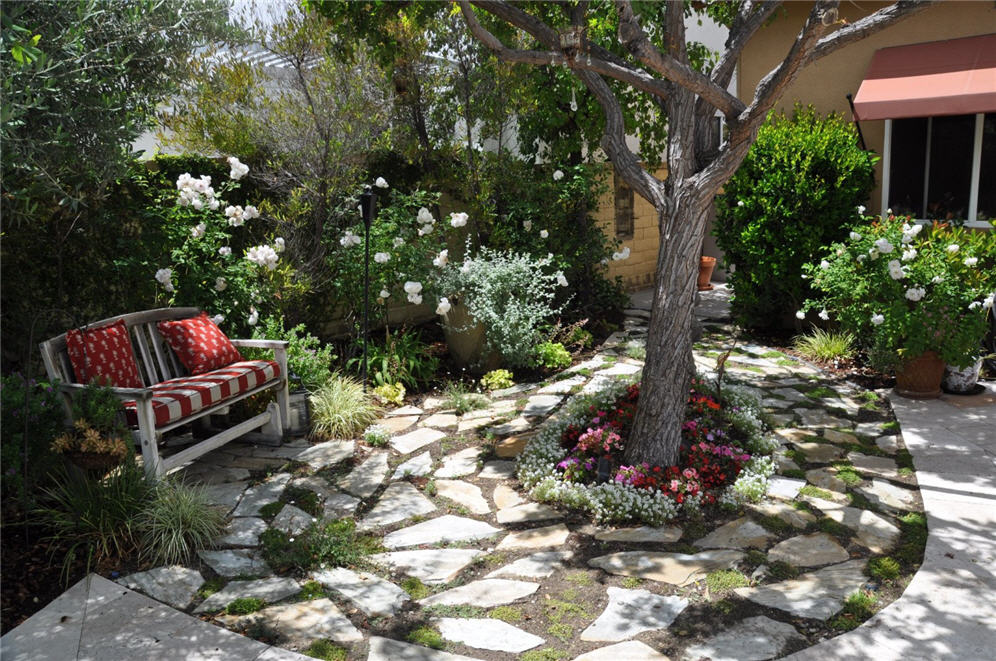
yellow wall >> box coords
[737,1,995,213]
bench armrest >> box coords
[230,339,290,350]
[58,382,154,401]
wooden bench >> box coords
[39,307,290,478]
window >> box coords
[884,113,994,226]
[614,171,634,239]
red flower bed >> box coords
[556,380,751,505]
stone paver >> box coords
[384,515,503,549]
[378,415,419,433]
[197,549,271,578]
[195,577,300,613]
[420,412,459,429]
[684,615,805,661]
[418,578,539,608]
[821,505,900,553]
[368,636,483,661]
[538,376,587,394]
[492,484,524,509]
[368,549,484,585]
[271,504,316,536]
[692,517,773,550]
[434,447,480,478]
[393,451,433,479]
[201,481,248,512]
[390,405,424,416]
[293,440,354,470]
[478,460,516,479]
[218,517,268,547]
[496,502,561,524]
[806,467,848,492]
[312,568,409,616]
[581,587,688,642]
[232,473,291,517]
[848,452,901,480]
[875,434,900,453]
[734,560,867,620]
[574,641,668,661]
[255,598,362,644]
[589,550,744,586]
[594,526,682,543]
[795,442,847,463]
[488,417,532,437]
[856,479,920,512]
[767,476,807,500]
[750,501,816,529]
[339,451,389,498]
[435,480,490,514]
[435,618,544,653]
[496,523,570,550]
[118,566,204,610]
[360,482,437,529]
[486,551,573,579]
[767,533,849,567]
[522,394,563,417]
[323,491,360,518]
[392,428,447,455]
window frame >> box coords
[880,112,989,228]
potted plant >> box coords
[698,255,717,291]
[51,381,130,472]
[802,214,996,398]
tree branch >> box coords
[575,68,666,210]
[805,0,935,64]
[711,0,782,91]
[614,0,745,119]
[458,1,671,101]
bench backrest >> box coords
[38,307,201,387]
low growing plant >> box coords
[249,317,335,391]
[793,328,856,363]
[363,424,391,447]
[138,479,226,566]
[302,640,349,661]
[349,327,440,391]
[442,381,489,415]
[309,373,380,440]
[372,382,405,406]
[226,597,266,615]
[259,519,374,574]
[532,341,572,370]
[480,369,515,392]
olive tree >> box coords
[459,0,930,465]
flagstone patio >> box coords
[3,287,993,661]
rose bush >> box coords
[803,214,996,370]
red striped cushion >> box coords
[124,360,280,428]
[157,311,243,375]
[66,318,144,388]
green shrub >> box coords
[532,342,572,370]
[309,373,380,440]
[480,369,515,391]
[830,591,877,631]
[138,479,226,566]
[407,626,445,650]
[363,424,391,447]
[298,580,325,600]
[705,569,750,593]
[793,328,856,363]
[1,374,65,505]
[400,576,431,600]
[442,382,489,415]
[259,519,372,574]
[226,597,266,615]
[36,460,152,581]
[248,317,335,391]
[303,640,349,661]
[435,246,567,369]
[349,327,439,390]
[714,106,876,328]
[281,485,323,517]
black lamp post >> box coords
[359,185,377,392]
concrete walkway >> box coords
[787,384,996,661]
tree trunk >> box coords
[624,189,712,467]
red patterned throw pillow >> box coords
[158,312,243,375]
[66,318,144,388]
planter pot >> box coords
[440,300,501,373]
[697,256,716,291]
[66,450,124,472]
[895,350,946,399]
[942,358,983,394]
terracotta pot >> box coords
[697,256,716,291]
[894,351,946,399]
[440,299,501,373]
[66,450,124,472]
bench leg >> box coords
[262,401,283,438]
[273,346,291,434]
[134,399,164,479]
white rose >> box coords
[155,268,172,285]
[432,249,449,268]
[947,244,960,254]
[871,313,885,325]
[417,207,434,225]
[374,177,389,188]
[403,281,422,295]
[379,289,390,299]
[436,297,451,315]
[274,237,285,253]
[244,205,260,219]
[737,200,745,208]
[887,260,905,280]
[227,156,249,180]
[552,170,564,181]
[612,247,631,261]
[449,212,468,228]
[211,314,225,325]
[191,223,206,238]
[904,287,926,302]
[540,229,549,239]
[818,309,830,321]
[374,252,390,264]
[248,308,259,326]
[795,310,805,320]
[857,205,866,214]
[393,236,405,247]
[408,293,423,305]
[968,301,981,310]
[556,272,568,287]
[964,257,978,267]
[523,220,533,231]
[214,277,227,292]
[219,246,232,257]
[418,224,433,236]
[873,238,894,254]
[849,231,862,241]
[820,260,830,270]
[901,248,916,261]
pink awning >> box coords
[852,33,996,121]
